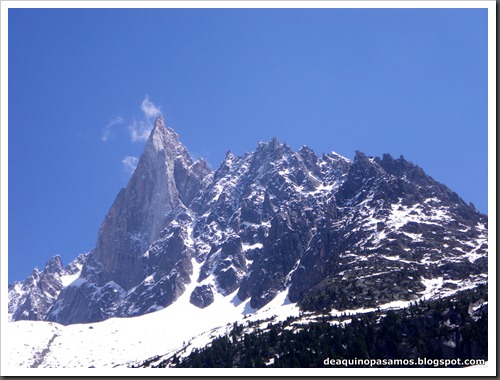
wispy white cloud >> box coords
[128,96,163,142]
[128,118,153,143]
[101,115,124,142]
[141,95,162,119]
[122,156,139,174]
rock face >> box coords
[8,253,87,321]
[190,285,215,308]
[93,117,209,290]
[9,116,488,325]
[44,117,211,324]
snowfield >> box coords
[5,273,490,374]
[5,256,300,370]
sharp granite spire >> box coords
[43,118,212,323]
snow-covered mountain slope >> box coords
[9,116,488,328]
[6,262,478,369]
[6,261,294,369]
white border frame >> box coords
[1,1,495,377]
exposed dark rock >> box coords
[190,285,215,308]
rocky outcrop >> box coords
[8,254,87,321]
[190,285,215,308]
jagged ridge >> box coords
[9,116,488,325]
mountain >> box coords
[8,253,87,322]
[41,118,211,324]
[9,116,488,328]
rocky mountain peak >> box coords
[9,124,487,326]
[255,137,291,157]
[39,121,215,323]
[144,116,192,165]
[89,118,204,291]
[8,253,86,322]
[148,116,175,148]
[43,255,63,274]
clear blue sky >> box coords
[8,7,489,282]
